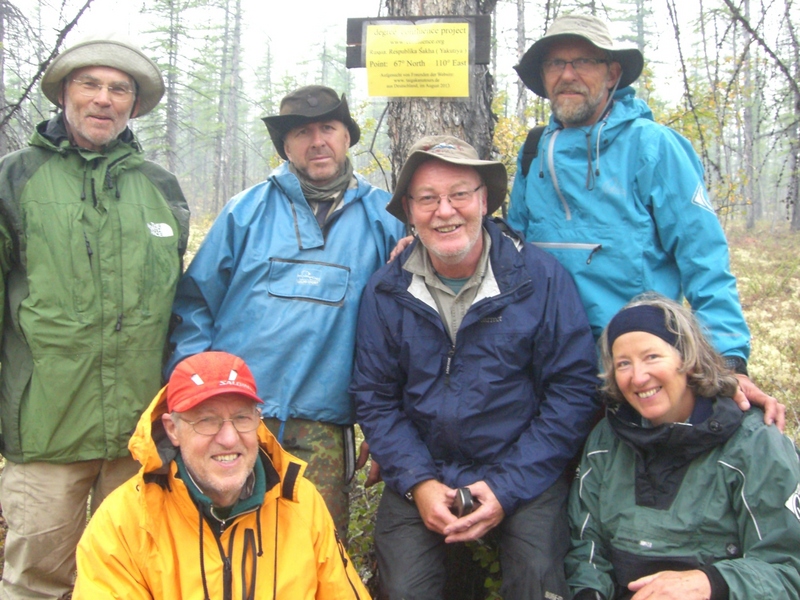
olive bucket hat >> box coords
[261,85,361,160]
[514,14,644,98]
[41,32,165,117]
[386,135,507,223]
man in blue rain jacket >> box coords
[168,85,405,538]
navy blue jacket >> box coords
[351,219,600,515]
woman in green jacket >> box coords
[566,294,800,600]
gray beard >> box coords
[551,93,604,126]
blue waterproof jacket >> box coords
[169,163,405,425]
[351,219,600,515]
[508,87,750,361]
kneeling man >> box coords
[350,135,600,599]
[74,351,369,599]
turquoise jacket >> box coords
[508,87,750,361]
[168,163,405,425]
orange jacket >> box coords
[74,387,370,600]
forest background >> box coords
[0,0,799,594]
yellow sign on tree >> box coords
[365,22,470,98]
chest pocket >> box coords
[267,258,350,306]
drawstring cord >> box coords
[583,74,622,190]
[198,508,211,600]
[272,502,279,600]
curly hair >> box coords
[598,293,739,402]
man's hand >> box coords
[412,479,458,535]
[628,570,710,599]
[441,481,505,543]
[388,235,414,262]
[355,441,382,487]
[733,374,785,431]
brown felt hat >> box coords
[514,14,644,98]
[386,135,507,223]
[261,85,361,160]
[41,32,164,117]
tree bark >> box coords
[385,0,498,193]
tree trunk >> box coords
[514,0,526,120]
[165,0,180,174]
[385,0,498,194]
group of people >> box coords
[0,12,797,600]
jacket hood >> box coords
[608,396,743,457]
[535,87,654,190]
[129,383,307,498]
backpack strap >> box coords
[520,125,547,178]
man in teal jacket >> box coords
[0,33,189,599]
[168,85,405,540]
[508,14,781,426]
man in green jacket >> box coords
[0,33,189,599]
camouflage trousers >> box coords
[263,418,351,542]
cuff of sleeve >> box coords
[723,356,748,377]
[572,590,605,600]
[699,565,730,600]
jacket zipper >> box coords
[532,242,603,264]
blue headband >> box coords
[606,304,678,349]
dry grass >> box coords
[725,223,800,443]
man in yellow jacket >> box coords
[73,351,369,599]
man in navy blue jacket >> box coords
[350,135,600,600]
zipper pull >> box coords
[83,232,93,265]
[586,245,602,264]
[115,314,123,331]
[445,346,455,386]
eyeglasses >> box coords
[71,79,135,101]
[541,58,609,75]
[407,184,484,212]
[178,413,261,436]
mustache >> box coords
[554,84,588,96]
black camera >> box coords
[452,487,474,518]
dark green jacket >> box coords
[0,115,190,463]
[566,399,800,599]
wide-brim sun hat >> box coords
[261,85,361,160]
[514,14,644,98]
[41,32,164,117]
[386,135,507,223]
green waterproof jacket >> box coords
[566,399,800,599]
[0,115,190,463]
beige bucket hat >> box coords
[514,14,644,98]
[41,32,164,117]
[386,135,507,223]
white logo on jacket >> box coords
[690,184,715,214]
[147,222,174,237]
[296,270,321,285]
[785,483,800,522]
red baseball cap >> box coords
[167,352,263,412]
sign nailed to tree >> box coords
[346,16,491,99]
[366,22,469,97]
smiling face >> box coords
[163,393,261,508]
[60,66,138,152]
[542,38,621,128]
[283,119,350,185]
[612,331,695,426]
[404,159,487,278]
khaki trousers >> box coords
[0,457,140,600]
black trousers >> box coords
[375,476,571,600]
